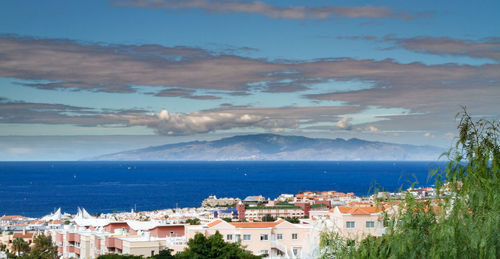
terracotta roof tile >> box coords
[13,232,34,239]
[229,219,285,228]
[337,206,385,215]
[0,215,28,220]
[207,219,223,227]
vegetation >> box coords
[283,217,300,224]
[11,238,29,256]
[150,249,175,259]
[175,232,261,259]
[221,217,233,222]
[98,255,143,259]
[96,232,260,259]
[245,205,301,210]
[6,234,58,259]
[320,109,500,258]
[185,218,200,225]
[28,234,58,259]
[261,214,276,222]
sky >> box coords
[0,0,499,160]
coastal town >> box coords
[0,186,438,259]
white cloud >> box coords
[129,109,298,135]
[336,116,353,130]
[424,132,435,138]
[366,125,382,133]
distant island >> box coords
[86,134,445,161]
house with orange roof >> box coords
[0,228,38,253]
[186,218,318,258]
[329,205,388,240]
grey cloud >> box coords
[3,36,498,97]
[155,88,195,97]
[0,36,283,92]
[338,35,500,61]
[0,99,138,126]
[154,88,221,100]
[384,36,500,61]
[183,95,221,100]
[2,35,499,135]
[116,0,416,20]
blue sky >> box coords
[0,0,499,160]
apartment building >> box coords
[329,206,387,240]
[52,220,186,259]
[186,219,319,258]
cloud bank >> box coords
[115,0,421,20]
[1,35,498,137]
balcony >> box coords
[105,237,123,250]
[67,233,80,242]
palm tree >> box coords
[11,237,29,255]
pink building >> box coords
[52,220,187,259]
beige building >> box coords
[186,219,319,258]
[328,206,387,240]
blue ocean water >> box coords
[0,161,446,217]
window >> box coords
[235,234,241,241]
[276,234,283,240]
[293,248,299,256]
[151,251,155,257]
[292,233,298,240]
[260,250,269,255]
[226,234,232,241]
[366,221,375,229]
[170,231,174,236]
[346,221,356,229]
[243,234,251,241]
[260,234,268,241]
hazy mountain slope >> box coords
[87,134,445,161]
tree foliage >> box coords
[28,234,58,259]
[97,255,143,259]
[176,232,261,259]
[11,238,29,256]
[321,109,500,258]
[7,234,58,259]
[95,232,260,259]
[261,214,276,222]
[185,218,200,225]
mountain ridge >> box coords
[86,133,445,161]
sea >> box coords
[0,161,446,218]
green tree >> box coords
[284,217,300,224]
[321,109,500,258]
[150,249,175,259]
[185,218,200,225]
[175,232,261,259]
[11,238,29,256]
[261,214,276,222]
[97,255,143,259]
[0,243,7,252]
[28,234,58,259]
